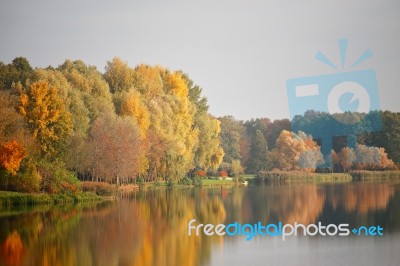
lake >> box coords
[1,181,400,266]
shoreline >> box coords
[2,170,400,206]
[0,191,104,207]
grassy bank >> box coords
[255,170,400,184]
[350,170,400,181]
[138,178,242,189]
[255,171,352,184]
[202,179,237,187]
[0,179,238,206]
[0,191,102,206]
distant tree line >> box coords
[218,110,399,174]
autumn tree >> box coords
[35,68,90,137]
[1,57,226,187]
[375,147,396,170]
[331,144,396,172]
[0,140,26,175]
[0,93,28,177]
[193,114,224,171]
[104,57,135,93]
[120,89,150,138]
[353,144,395,170]
[331,147,356,172]
[17,81,73,158]
[134,64,164,100]
[270,130,323,171]
[58,60,115,122]
[0,74,38,191]
[86,114,142,185]
[105,61,223,181]
[158,71,198,180]
[231,159,244,177]
[185,75,224,171]
[0,91,31,145]
[34,69,90,173]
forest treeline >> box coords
[0,57,399,193]
[218,111,399,175]
[0,57,223,192]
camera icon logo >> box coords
[286,39,382,167]
[287,69,379,123]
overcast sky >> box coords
[1,0,399,120]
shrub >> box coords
[207,169,218,177]
[0,158,41,193]
[219,170,228,177]
[231,160,243,177]
[167,178,175,188]
[179,176,192,186]
[38,160,79,194]
[192,176,203,187]
[153,179,162,187]
[197,170,207,177]
[81,181,115,196]
[136,177,145,188]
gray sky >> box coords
[1,0,399,120]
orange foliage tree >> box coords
[270,130,323,171]
[331,147,355,172]
[0,140,26,175]
[332,144,396,172]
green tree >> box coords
[185,74,223,171]
[264,119,291,150]
[219,116,244,163]
[247,130,269,173]
[381,111,400,163]
[0,91,31,146]
[0,57,34,90]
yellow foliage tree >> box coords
[17,81,73,157]
[163,71,189,99]
[120,89,150,138]
[133,64,164,99]
[104,57,135,93]
[195,114,224,170]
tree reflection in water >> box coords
[0,189,226,266]
[1,182,400,266]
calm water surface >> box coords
[1,181,400,266]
